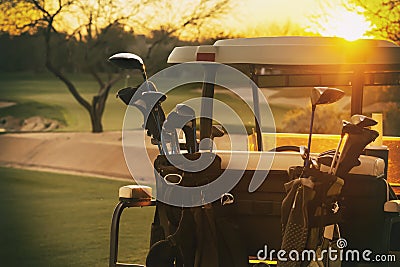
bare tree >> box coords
[140,0,233,60]
[0,0,142,132]
[0,0,233,132]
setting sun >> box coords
[309,6,373,41]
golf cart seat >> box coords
[119,185,152,200]
[320,154,385,177]
[216,150,385,175]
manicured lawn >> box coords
[0,71,332,134]
[0,167,154,266]
[0,72,129,131]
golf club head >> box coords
[108,52,144,70]
[342,120,364,135]
[311,87,345,106]
[127,91,166,142]
[336,127,379,177]
[116,81,158,105]
[176,104,195,118]
[350,114,377,128]
[299,145,309,161]
[116,86,140,105]
[163,111,194,133]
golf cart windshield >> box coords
[167,37,400,183]
[168,36,400,140]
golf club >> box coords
[176,104,197,153]
[329,115,377,174]
[350,114,378,128]
[109,52,148,82]
[110,53,167,153]
[209,125,225,152]
[162,111,195,155]
[305,87,345,167]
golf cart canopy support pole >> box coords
[200,66,217,141]
[351,65,365,115]
[250,64,263,151]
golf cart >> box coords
[108,37,400,267]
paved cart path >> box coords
[0,131,159,181]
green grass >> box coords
[0,72,128,131]
[0,167,154,266]
[0,101,67,124]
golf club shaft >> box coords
[305,106,316,167]
[329,134,344,174]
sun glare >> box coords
[311,6,372,41]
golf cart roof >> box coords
[168,36,400,67]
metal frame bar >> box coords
[109,199,156,267]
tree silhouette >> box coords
[0,0,232,132]
[347,0,400,44]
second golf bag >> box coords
[279,118,380,267]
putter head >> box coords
[108,53,144,70]
[350,114,377,128]
[311,87,345,106]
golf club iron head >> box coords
[162,111,196,154]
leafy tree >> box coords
[347,0,400,44]
[280,105,348,134]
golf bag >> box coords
[146,152,248,267]
[279,167,344,267]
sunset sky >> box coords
[0,0,378,41]
[223,0,373,40]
